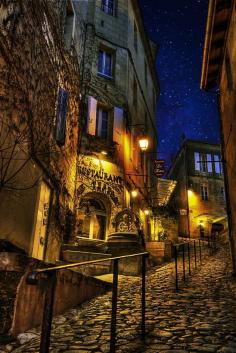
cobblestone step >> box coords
[1,246,236,353]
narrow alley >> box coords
[2,245,236,353]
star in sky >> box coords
[139,0,220,168]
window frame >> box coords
[214,154,222,174]
[97,48,115,79]
[200,184,209,201]
[96,105,109,140]
[101,0,115,16]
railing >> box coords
[26,252,149,353]
[173,237,218,291]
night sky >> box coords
[139,0,221,168]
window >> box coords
[214,154,222,174]
[194,152,200,171]
[199,154,207,172]
[200,185,209,201]
[64,0,75,50]
[194,152,213,173]
[220,187,226,201]
[96,107,109,139]
[55,87,69,146]
[133,78,137,109]
[207,154,212,172]
[98,49,113,78]
[101,0,114,15]
[134,20,138,52]
[144,60,148,85]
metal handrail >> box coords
[26,251,149,353]
[172,238,219,291]
[26,251,148,284]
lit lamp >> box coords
[138,135,149,152]
[131,189,138,198]
[144,209,150,216]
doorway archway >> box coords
[78,193,111,241]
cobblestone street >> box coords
[1,245,236,353]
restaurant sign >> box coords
[154,159,165,177]
[77,156,123,205]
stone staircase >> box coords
[61,238,112,276]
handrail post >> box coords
[141,254,146,339]
[40,271,57,353]
[187,242,191,275]
[199,239,202,264]
[182,244,185,281]
[174,245,178,291]
[194,240,197,268]
[110,259,119,353]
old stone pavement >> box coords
[1,245,236,353]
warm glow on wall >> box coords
[124,134,131,162]
[188,189,198,207]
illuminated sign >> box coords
[77,156,123,205]
[154,159,165,177]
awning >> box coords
[157,179,177,206]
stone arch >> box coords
[77,192,113,240]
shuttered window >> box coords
[113,107,123,145]
[55,87,69,146]
[87,96,97,135]
[96,107,108,139]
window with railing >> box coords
[214,154,222,174]
[194,152,213,173]
[101,0,114,15]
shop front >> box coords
[75,154,124,243]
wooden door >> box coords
[31,180,51,260]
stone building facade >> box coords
[0,0,80,263]
[168,140,227,239]
[200,0,236,272]
[68,0,159,247]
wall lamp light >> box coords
[128,123,149,152]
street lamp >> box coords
[131,189,138,198]
[138,135,149,152]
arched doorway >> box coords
[78,194,110,240]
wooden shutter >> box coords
[113,107,124,145]
[55,87,69,146]
[87,96,97,135]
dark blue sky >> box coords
[139,0,220,167]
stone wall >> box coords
[219,4,236,269]
[0,0,80,262]
[0,252,111,336]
